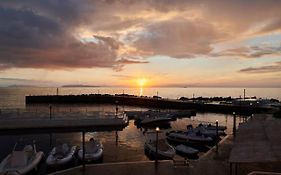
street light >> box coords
[155,127,160,165]
[215,120,219,153]
[233,112,236,137]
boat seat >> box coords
[173,155,189,167]
[9,151,28,168]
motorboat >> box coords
[78,138,103,162]
[194,126,226,139]
[141,115,173,127]
[46,144,77,167]
[0,143,44,175]
[175,144,199,157]
[197,123,227,131]
[166,130,213,146]
[144,139,175,160]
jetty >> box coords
[25,94,272,115]
[0,117,128,135]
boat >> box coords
[144,139,175,160]
[175,144,199,157]
[166,130,213,146]
[78,138,103,162]
[0,142,44,175]
[193,125,226,139]
[197,123,227,131]
[46,144,77,167]
[141,115,173,127]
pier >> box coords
[25,94,271,115]
[0,117,128,135]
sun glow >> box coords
[137,78,147,87]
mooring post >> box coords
[82,130,85,171]
[233,112,236,137]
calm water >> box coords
[0,87,275,174]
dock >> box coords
[25,94,271,115]
[229,114,281,174]
[0,117,128,135]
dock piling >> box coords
[233,112,236,137]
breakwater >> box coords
[26,94,271,115]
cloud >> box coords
[239,61,281,73]
[131,18,226,58]
[1,0,281,71]
[211,45,281,58]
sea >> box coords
[0,87,280,174]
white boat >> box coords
[175,144,199,157]
[144,139,175,160]
[166,130,213,146]
[78,138,103,162]
[46,144,77,167]
[0,144,44,175]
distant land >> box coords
[8,84,38,88]
[61,84,101,88]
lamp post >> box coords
[49,105,52,120]
[155,127,160,165]
[215,120,219,153]
[115,101,119,117]
[233,112,236,137]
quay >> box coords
[26,94,271,115]
[229,114,281,174]
[0,117,128,135]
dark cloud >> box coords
[239,61,281,73]
[0,5,126,70]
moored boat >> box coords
[144,139,175,160]
[166,130,213,146]
[46,144,77,167]
[175,144,199,157]
[197,123,227,131]
[78,138,103,162]
[0,143,44,175]
[141,116,173,126]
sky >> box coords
[0,0,281,88]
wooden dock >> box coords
[0,117,128,135]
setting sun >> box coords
[137,78,147,87]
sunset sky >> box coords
[0,0,281,87]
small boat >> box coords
[144,139,175,160]
[175,144,199,157]
[78,138,103,162]
[197,123,227,131]
[46,144,77,167]
[141,115,173,126]
[166,130,213,146]
[0,143,44,175]
[194,126,226,139]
